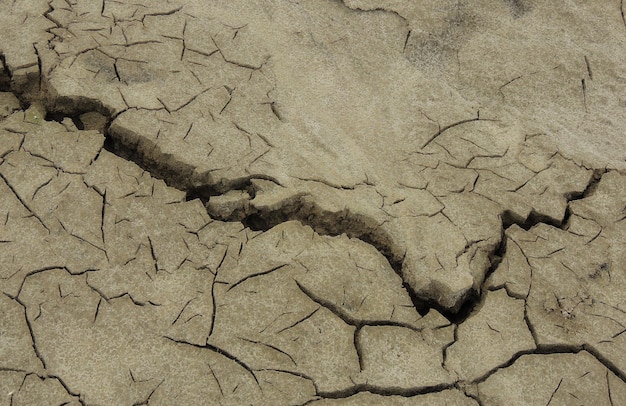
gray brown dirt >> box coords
[1,0,625,405]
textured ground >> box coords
[0,0,625,405]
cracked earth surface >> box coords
[0,0,625,405]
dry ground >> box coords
[1,1,625,405]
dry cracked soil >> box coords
[0,0,625,405]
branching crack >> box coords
[294,280,423,331]
[14,296,47,370]
[163,336,260,387]
[0,172,50,233]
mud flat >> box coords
[1,1,625,405]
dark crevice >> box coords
[240,196,400,265]
[317,381,457,399]
[562,168,607,226]
[0,54,11,91]
[353,327,364,371]
[238,196,442,317]
[6,85,612,328]
[441,323,457,369]
[102,121,197,190]
[584,344,626,384]
[0,40,612,332]
[45,111,84,130]
[501,208,562,230]
[443,226,506,324]
[441,163,606,323]
[421,288,480,324]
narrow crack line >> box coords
[147,236,159,274]
[45,374,86,405]
[105,292,159,307]
[499,75,523,98]
[621,0,626,29]
[421,113,497,149]
[275,307,320,334]
[219,85,234,114]
[226,263,289,292]
[163,336,260,386]
[441,323,458,370]
[132,378,164,406]
[31,177,54,200]
[0,367,29,373]
[519,262,539,347]
[607,370,616,406]
[237,337,298,366]
[0,172,50,233]
[584,55,593,80]
[294,280,424,331]
[140,6,184,23]
[257,312,292,334]
[208,363,224,397]
[13,296,47,370]
[354,327,364,372]
[100,190,107,246]
[255,368,317,387]
[171,298,194,325]
[270,101,283,121]
[403,29,411,52]
[70,232,107,257]
[610,326,626,339]
[208,247,227,337]
[93,297,103,323]
[172,87,213,112]
[13,266,70,299]
[545,377,563,405]
[581,309,625,329]
[469,345,585,386]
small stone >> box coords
[23,102,45,125]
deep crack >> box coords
[6,79,611,325]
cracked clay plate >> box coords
[0,0,625,405]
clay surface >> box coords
[0,0,625,405]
